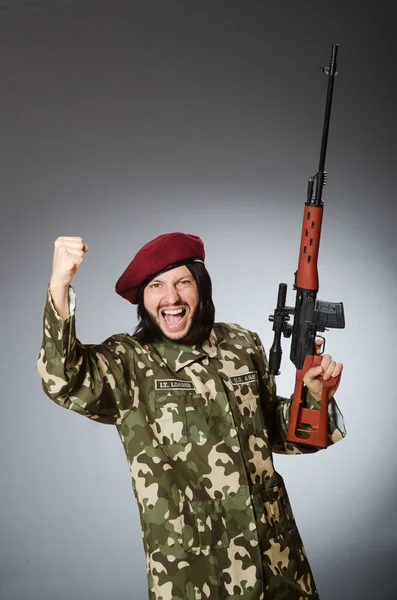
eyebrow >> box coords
[151,275,193,284]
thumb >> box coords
[304,365,323,384]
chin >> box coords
[158,320,193,343]
[162,329,190,342]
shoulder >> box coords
[100,332,148,357]
[214,322,261,348]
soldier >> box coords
[37,232,345,600]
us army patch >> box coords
[155,379,195,391]
[230,371,258,386]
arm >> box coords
[252,332,346,455]
[37,236,133,424]
[37,284,133,424]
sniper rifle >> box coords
[268,44,345,448]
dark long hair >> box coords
[133,262,215,345]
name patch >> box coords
[230,371,258,386]
[155,379,195,391]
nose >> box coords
[162,283,181,305]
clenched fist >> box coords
[49,237,88,319]
[50,236,89,288]
[303,339,343,403]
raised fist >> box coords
[50,236,89,288]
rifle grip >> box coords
[287,354,337,448]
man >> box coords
[37,232,345,600]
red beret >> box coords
[115,232,205,304]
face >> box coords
[143,265,199,343]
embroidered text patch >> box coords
[230,371,258,386]
[155,379,195,391]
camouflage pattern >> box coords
[37,287,346,600]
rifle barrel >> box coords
[315,44,338,205]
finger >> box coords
[55,237,88,251]
[331,362,343,378]
[61,248,84,262]
[320,354,332,373]
[304,364,324,385]
[57,236,85,242]
[323,360,336,380]
[58,241,86,251]
[57,244,88,257]
[57,244,84,256]
[57,245,84,262]
[315,339,323,354]
[65,248,85,258]
[69,241,88,252]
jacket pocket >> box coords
[258,481,296,539]
[153,391,209,445]
[182,499,229,553]
[233,382,264,435]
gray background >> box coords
[1,0,396,599]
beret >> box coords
[115,232,205,304]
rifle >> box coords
[268,45,345,449]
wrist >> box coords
[306,388,321,405]
[49,281,70,320]
[49,279,70,291]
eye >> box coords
[149,282,162,289]
[178,279,191,286]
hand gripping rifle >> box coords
[268,45,345,448]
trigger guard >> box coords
[315,335,326,355]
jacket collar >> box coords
[150,328,219,372]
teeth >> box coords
[163,309,184,315]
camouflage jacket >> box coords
[37,287,346,600]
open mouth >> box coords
[161,307,187,328]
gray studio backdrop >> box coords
[1,1,396,599]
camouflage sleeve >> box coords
[251,332,346,455]
[36,285,133,425]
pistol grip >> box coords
[287,354,337,448]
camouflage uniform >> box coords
[37,287,346,600]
